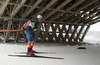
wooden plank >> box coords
[80,25,90,41]
[0,0,10,16]
[22,0,42,18]
[33,0,57,18]
[44,0,71,19]
[51,0,85,20]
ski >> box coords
[14,51,56,54]
[8,54,64,59]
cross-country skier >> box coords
[21,15,42,55]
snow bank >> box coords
[84,31,100,44]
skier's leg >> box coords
[31,41,35,47]
[31,35,36,52]
[24,31,32,54]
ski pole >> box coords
[0,29,23,32]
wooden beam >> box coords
[73,8,100,24]
[32,0,48,18]
[69,3,100,24]
[59,0,97,21]
[80,25,90,41]
[10,0,26,18]
[80,11,100,24]
[44,0,71,20]
[0,1,73,14]
[51,0,85,21]
[23,0,35,15]
[0,0,10,16]
[88,17,100,24]
[22,0,42,18]
[90,19,100,25]
[33,0,57,18]
[43,0,59,17]
[0,16,91,26]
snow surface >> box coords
[84,31,100,44]
[0,42,100,65]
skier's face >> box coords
[38,18,42,22]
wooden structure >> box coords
[0,0,100,42]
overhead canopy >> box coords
[0,0,99,25]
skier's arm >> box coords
[21,20,31,30]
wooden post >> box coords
[5,20,13,42]
[52,23,59,42]
[35,22,42,41]
[43,22,51,41]
[65,25,72,42]
[75,25,85,42]
[15,21,23,42]
[5,0,26,42]
[62,24,67,42]
[80,25,90,41]
[70,25,79,42]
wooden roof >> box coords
[0,0,100,25]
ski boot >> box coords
[27,47,35,56]
[30,46,36,53]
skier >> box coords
[21,15,42,55]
